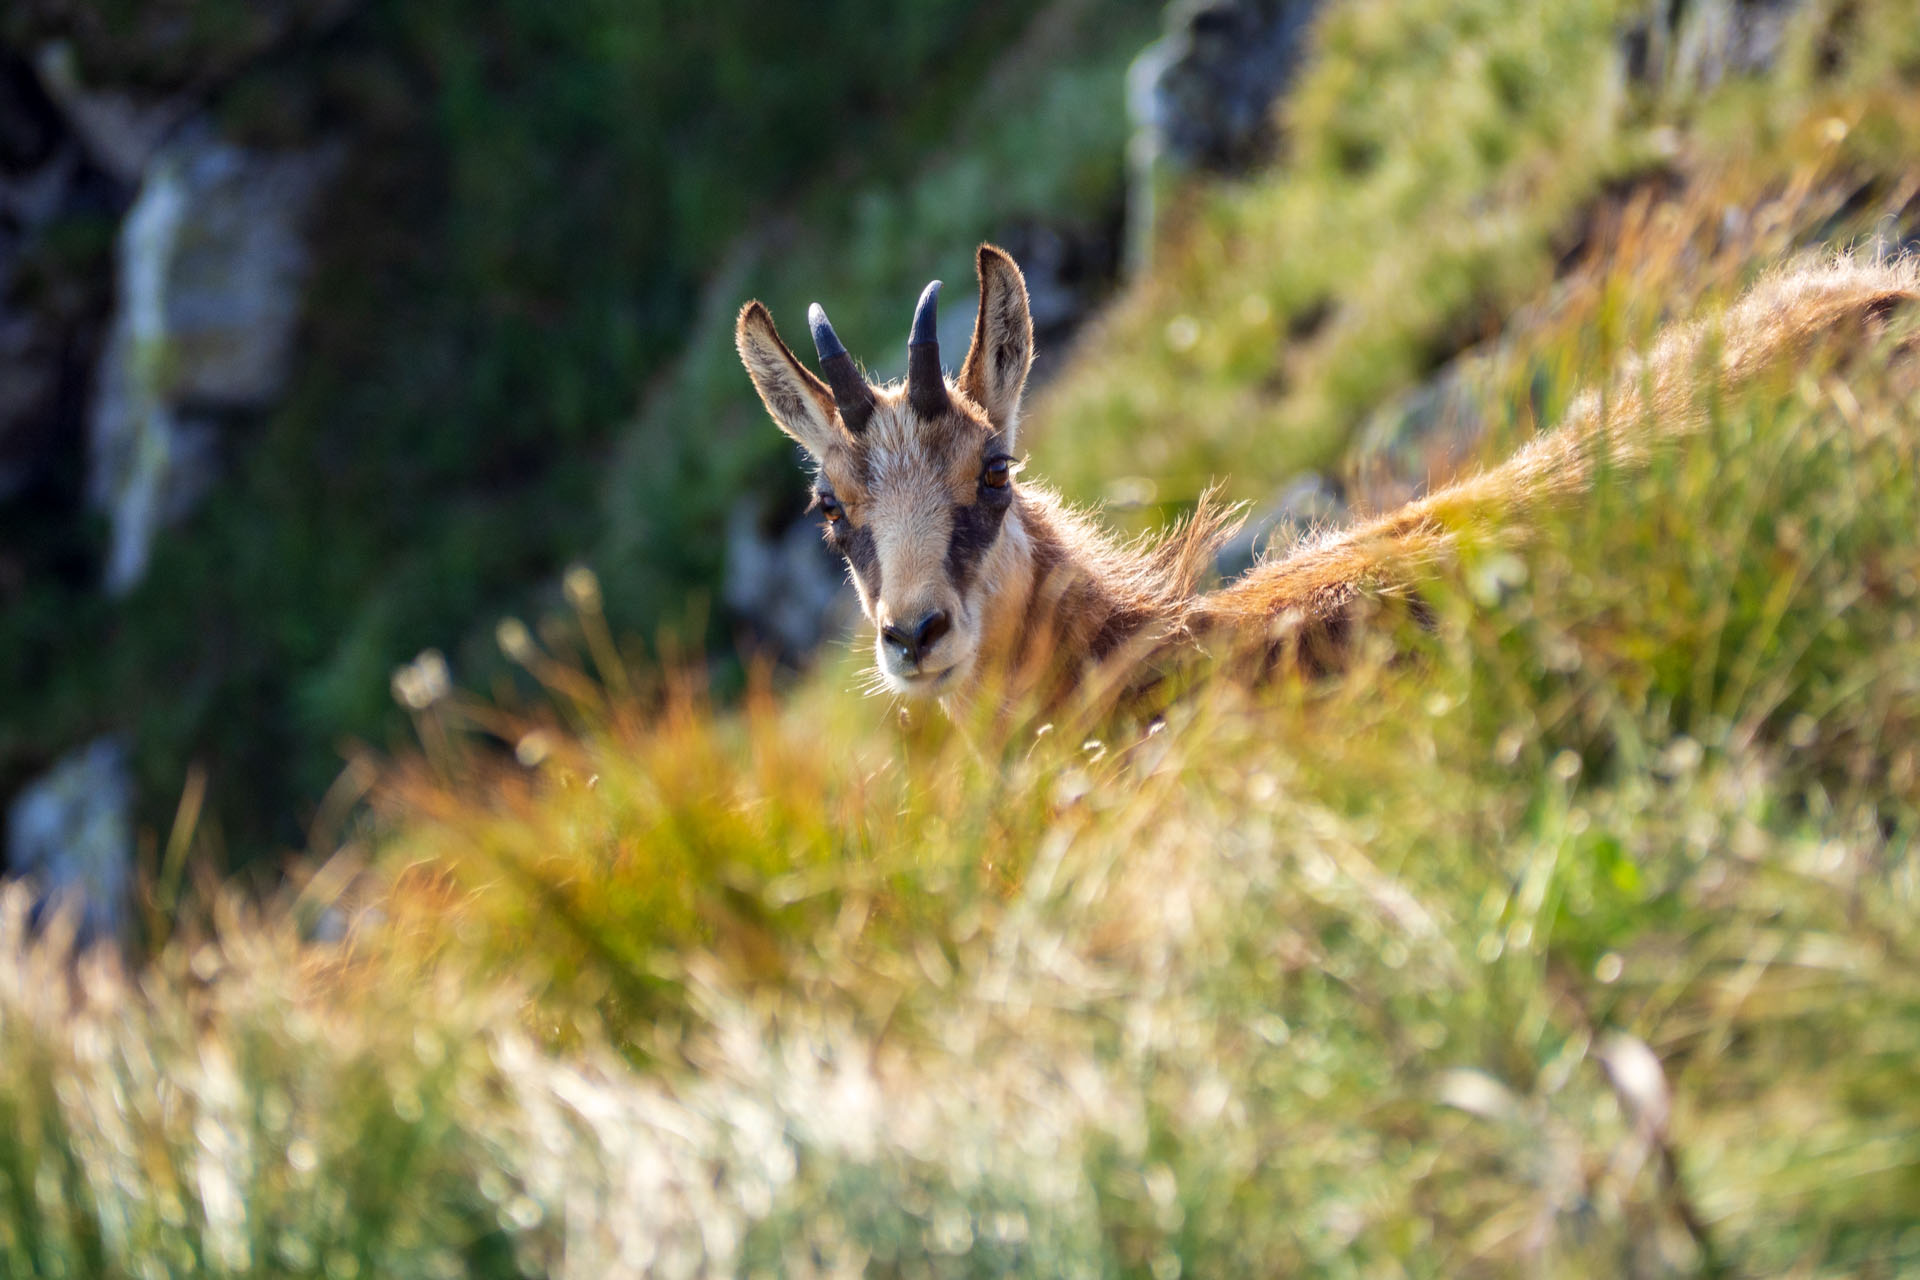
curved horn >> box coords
[808,303,875,434]
[906,280,951,418]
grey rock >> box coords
[133,125,336,409]
[6,736,134,948]
[1137,0,1321,172]
[723,497,858,662]
[991,220,1123,386]
[33,42,190,187]
[1347,358,1498,513]
[88,123,336,594]
[1127,0,1321,265]
[1216,471,1346,582]
[1626,0,1803,91]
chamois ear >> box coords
[736,301,842,459]
[958,244,1034,444]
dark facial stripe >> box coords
[844,524,881,598]
[945,494,1009,591]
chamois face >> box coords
[736,245,1035,697]
[806,393,1014,693]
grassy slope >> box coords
[0,0,1159,859]
[6,1,1920,1276]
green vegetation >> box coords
[6,0,1920,1275]
[0,0,1161,854]
[598,0,1158,678]
[1031,0,1920,516]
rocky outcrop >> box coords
[32,41,190,187]
[87,123,336,594]
[1,38,340,597]
[1624,0,1803,91]
[1130,0,1321,175]
[1127,0,1322,265]
[1,32,342,921]
[5,736,133,948]
[723,497,858,663]
[0,47,114,514]
[1214,471,1346,582]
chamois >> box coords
[736,246,1917,711]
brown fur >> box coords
[1188,258,1920,667]
[739,251,1918,714]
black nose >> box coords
[882,610,951,668]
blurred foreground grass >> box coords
[6,0,1920,1275]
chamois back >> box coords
[739,246,1915,711]
[1192,257,1920,668]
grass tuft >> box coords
[7,1,1920,1274]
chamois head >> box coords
[736,245,1035,697]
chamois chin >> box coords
[737,247,1918,713]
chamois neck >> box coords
[968,502,1039,687]
[965,488,1183,704]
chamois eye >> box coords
[817,494,843,525]
[982,456,1013,490]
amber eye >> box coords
[982,456,1013,490]
[817,493,843,525]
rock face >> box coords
[1,39,339,597]
[1126,0,1321,266]
[1,39,342,910]
[1131,0,1322,174]
[991,218,1125,386]
[5,736,134,948]
[33,41,190,187]
[87,124,336,595]
[723,497,858,663]
[1347,356,1500,514]
[1624,0,1803,90]
[1214,472,1346,583]
[0,47,114,514]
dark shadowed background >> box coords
[1,0,1283,871]
[7,3,1920,1274]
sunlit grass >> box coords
[6,1,1920,1276]
[65,267,1907,1275]
[1033,0,1920,519]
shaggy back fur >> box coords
[1192,258,1920,667]
[738,251,1918,712]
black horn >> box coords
[809,303,875,434]
[907,280,951,418]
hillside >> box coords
[4,0,1920,1276]
[0,0,1161,857]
